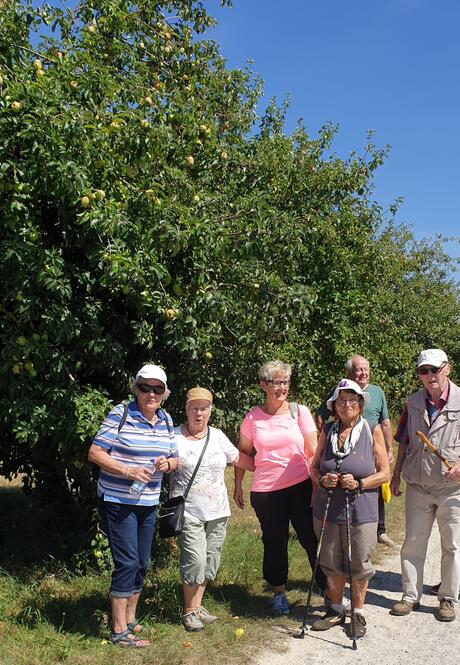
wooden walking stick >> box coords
[415,431,452,470]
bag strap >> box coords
[289,402,299,421]
[182,428,211,500]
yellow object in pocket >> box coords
[381,481,391,503]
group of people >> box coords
[88,349,460,648]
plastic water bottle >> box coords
[129,460,155,496]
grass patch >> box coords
[0,470,406,664]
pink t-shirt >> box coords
[239,404,316,492]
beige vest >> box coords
[402,380,460,494]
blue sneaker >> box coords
[271,592,289,616]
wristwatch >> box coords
[358,478,365,494]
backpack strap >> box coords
[91,404,128,481]
[289,402,299,421]
[362,417,375,443]
[157,408,174,438]
[117,404,129,433]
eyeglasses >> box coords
[336,397,360,406]
[267,380,290,388]
[417,364,446,376]
[137,382,166,395]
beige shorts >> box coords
[179,516,228,585]
[313,518,377,581]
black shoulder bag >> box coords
[158,428,210,539]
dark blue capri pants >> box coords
[98,498,157,597]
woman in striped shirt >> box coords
[88,364,177,648]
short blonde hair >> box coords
[258,360,292,383]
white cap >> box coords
[326,378,370,411]
[417,349,448,368]
[136,364,168,384]
[135,364,171,400]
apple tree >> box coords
[0,0,459,522]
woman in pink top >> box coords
[234,360,326,616]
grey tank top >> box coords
[313,419,378,525]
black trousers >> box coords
[250,478,327,590]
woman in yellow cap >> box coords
[169,387,254,632]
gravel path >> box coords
[257,526,460,665]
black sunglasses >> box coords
[137,382,166,395]
[417,364,446,376]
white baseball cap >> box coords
[136,364,168,384]
[135,364,170,400]
[326,378,370,411]
[417,349,448,368]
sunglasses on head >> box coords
[137,382,166,395]
[417,363,446,376]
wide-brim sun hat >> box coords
[417,349,448,368]
[326,378,370,411]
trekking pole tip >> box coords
[294,626,306,639]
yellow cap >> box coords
[185,387,213,403]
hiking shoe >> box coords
[324,593,351,612]
[183,611,204,632]
[347,613,367,638]
[271,592,289,616]
[436,599,456,622]
[390,600,420,616]
[378,532,395,546]
[197,606,218,624]
[311,607,345,631]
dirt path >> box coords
[257,527,460,665]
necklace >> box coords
[338,421,356,446]
[185,424,208,440]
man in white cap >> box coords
[390,349,460,622]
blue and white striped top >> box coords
[93,400,176,506]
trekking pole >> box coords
[297,488,333,639]
[416,431,452,470]
[344,490,357,651]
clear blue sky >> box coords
[205,0,459,271]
